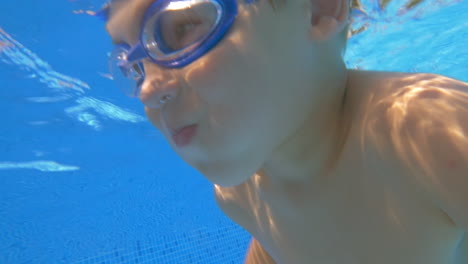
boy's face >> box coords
[106,0,338,186]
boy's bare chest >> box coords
[217,165,462,264]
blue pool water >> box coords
[0,0,467,263]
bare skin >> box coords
[105,0,468,263]
[215,71,468,264]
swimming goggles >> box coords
[104,0,250,97]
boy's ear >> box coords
[308,0,348,41]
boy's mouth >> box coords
[171,124,198,147]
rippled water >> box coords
[0,0,466,263]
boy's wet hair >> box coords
[95,2,111,21]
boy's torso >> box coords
[215,71,466,264]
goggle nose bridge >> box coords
[126,43,148,64]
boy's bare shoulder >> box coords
[347,70,468,148]
[349,70,468,230]
[347,70,468,109]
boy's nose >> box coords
[139,77,180,109]
[139,64,180,109]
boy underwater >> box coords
[102,0,468,263]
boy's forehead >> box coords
[106,0,154,38]
[109,0,131,12]
[107,0,153,23]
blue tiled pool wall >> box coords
[346,0,467,82]
[0,0,467,263]
[74,224,250,264]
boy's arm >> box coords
[244,238,277,264]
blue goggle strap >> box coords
[126,43,148,64]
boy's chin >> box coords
[192,150,264,187]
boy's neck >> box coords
[256,69,352,193]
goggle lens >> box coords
[107,0,238,96]
[143,0,220,59]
